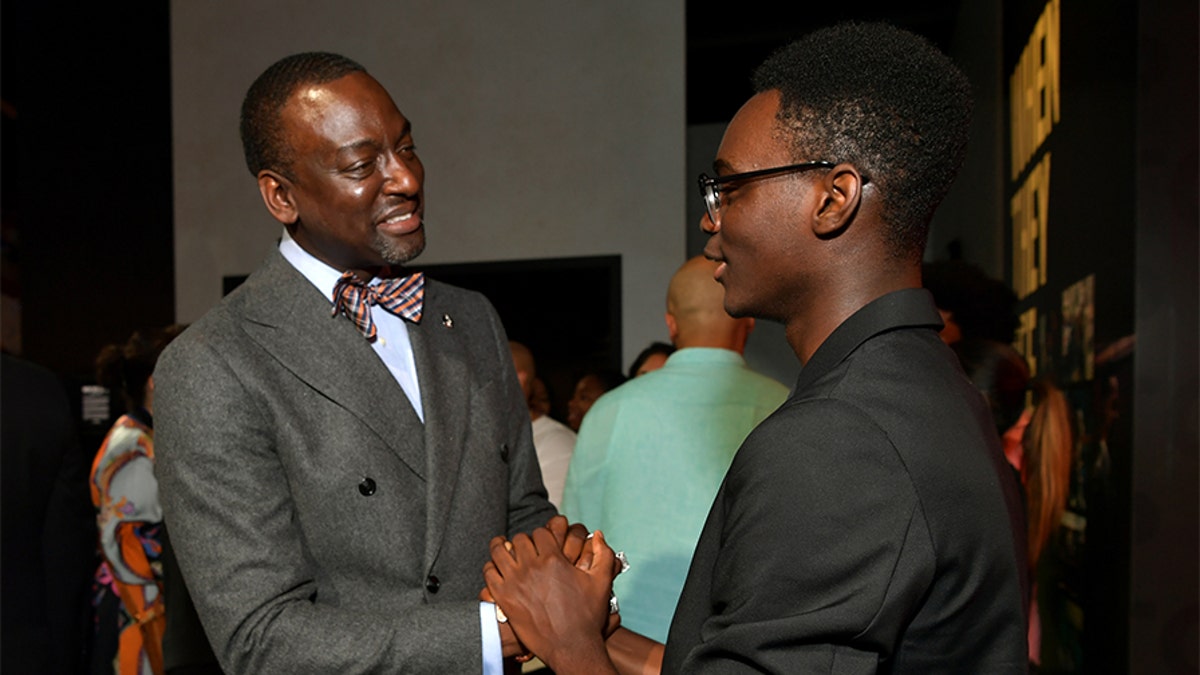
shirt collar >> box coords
[278,228,356,304]
[794,288,944,392]
[663,347,746,368]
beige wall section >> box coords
[170,1,686,365]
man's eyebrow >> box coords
[337,139,380,155]
[336,122,414,155]
[390,120,414,144]
[712,158,734,174]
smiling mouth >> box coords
[377,208,422,236]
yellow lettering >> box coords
[1010,0,1060,180]
[1011,153,1051,299]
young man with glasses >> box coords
[482,22,1029,674]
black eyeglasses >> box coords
[697,161,834,225]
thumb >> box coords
[588,530,616,580]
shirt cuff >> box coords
[480,601,504,675]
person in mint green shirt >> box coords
[561,255,789,642]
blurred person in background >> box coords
[510,341,576,509]
[953,337,1073,669]
[90,324,184,675]
[561,255,788,641]
[626,341,674,379]
[566,368,626,433]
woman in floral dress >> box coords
[91,325,183,675]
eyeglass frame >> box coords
[697,160,835,225]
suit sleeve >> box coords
[669,401,936,674]
[154,336,484,674]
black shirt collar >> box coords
[794,288,944,392]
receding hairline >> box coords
[239,51,370,177]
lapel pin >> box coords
[442,313,454,328]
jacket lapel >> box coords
[235,249,428,479]
[408,281,470,565]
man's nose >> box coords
[383,152,422,194]
[700,211,719,234]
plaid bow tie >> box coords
[332,271,425,341]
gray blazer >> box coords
[154,248,556,673]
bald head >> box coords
[666,256,754,351]
[509,341,535,398]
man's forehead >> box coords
[730,92,782,135]
[292,82,342,107]
[286,72,380,113]
[716,91,789,168]
[280,73,407,141]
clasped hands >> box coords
[480,515,624,671]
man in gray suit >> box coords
[154,52,558,673]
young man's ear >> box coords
[811,164,864,238]
[257,170,300,226]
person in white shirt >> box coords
[509,341,576,509]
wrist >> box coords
[544,637,615,675]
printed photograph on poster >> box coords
[1060,274,1095,383]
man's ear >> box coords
[665,312,678,343]
[811,164,864,238]
[730,316,755,354]
[257,170,300,225]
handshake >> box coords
[480,515,657,675]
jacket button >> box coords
[358,477,377,496]
[499,443,510,462]
[425,575,440,593]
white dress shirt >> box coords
[278,230,424,422]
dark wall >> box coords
[1,3,176,386]
[1131,0,1199,672]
